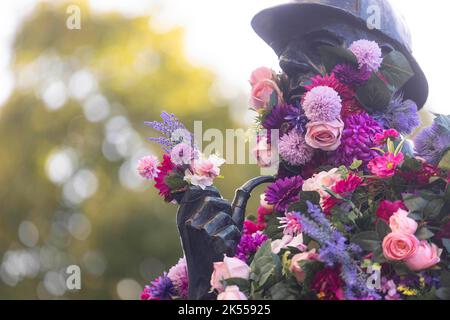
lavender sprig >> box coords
[296,201,377,299]
[145,112,192,151]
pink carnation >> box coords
[349,40,383,72]
[303,86,342,122]
[137,155,160,180]
[167,257,189,299]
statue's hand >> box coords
[176,185,241,300]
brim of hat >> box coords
[251,3,428,109]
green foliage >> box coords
[351,231,381,252]
[249,241,282,294]
[318,46,358,73]
[356,73,392,112]
[379,51,414,91]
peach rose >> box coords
[305,118,344,151]
[405,241,442,271]
[389,209,418,235]
[250,67,273,86]
[210,256,250,292]
[382,232,419,261]
[302,168,341,197]
[250,79,283,110]
[217,285,247,300]
[290,249,318,283]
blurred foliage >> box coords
[0,0,260,299]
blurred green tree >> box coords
[0,0,260,299]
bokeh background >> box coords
[0,0,448,300]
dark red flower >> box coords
[154,154,175,202]
[311,267,345,300]
[376,200,407,223]
[323,174,363,214]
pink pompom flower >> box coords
[303,86,342,122]
[137,155,160,180]
[349,39,383,72]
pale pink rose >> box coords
[382,232,419,261]
[210,256,250,292]
[305,118,344,151]
[303,168,341,197]
[250,67,273,86]
[250,79,283,110]
[185,154,225,189]
[405,241,442,271]
[217,285,247,300]
[389,209,418,235]
[271,234,306,254]
[290,249,318,283]
[253,139,273,168]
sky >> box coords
[0,0,449,115]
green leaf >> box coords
[416,227,435,240]
[380,51,414,92]
[223,278,250,292]
[351,231,381,252]
[376,220,391,239]
[288,191,320,213]
[438,149,450,171]
[268,91,279,109]
[164,173,187,190]
[349,160,363,170]
[356,73,392,112]
[318,46,358,72]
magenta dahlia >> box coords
[333,113,383,166]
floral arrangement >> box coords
[139,39,450,300]
[137,112,225,204]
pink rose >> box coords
[250,67,273,86]
[382,232,419,261]
[389,209,418,235]
[250,80,283,110]
[303,168,341,197]
[368,152,404,178]
[249,67,282,110]
[252,139,274,168]
[217,285,247,300]
[271,234,306,254]
[210,256,250,292]
[405,241,442,271]
[305,118,344,151]
[290,249,318,283]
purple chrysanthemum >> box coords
[167,257,189,299]
[262,104,295,133]
[333,63,372,87]
[279,129,315,166]
[374,94,420,135]
[349,40,383,72]
[265,175,304,212]
[333,113,383,166]
[414,116,450,165]
[236,231,268,262]
[143,272,176,300]
[303,86,342,122]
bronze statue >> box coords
[177,0,429,300]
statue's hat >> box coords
[252,0,428,109]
